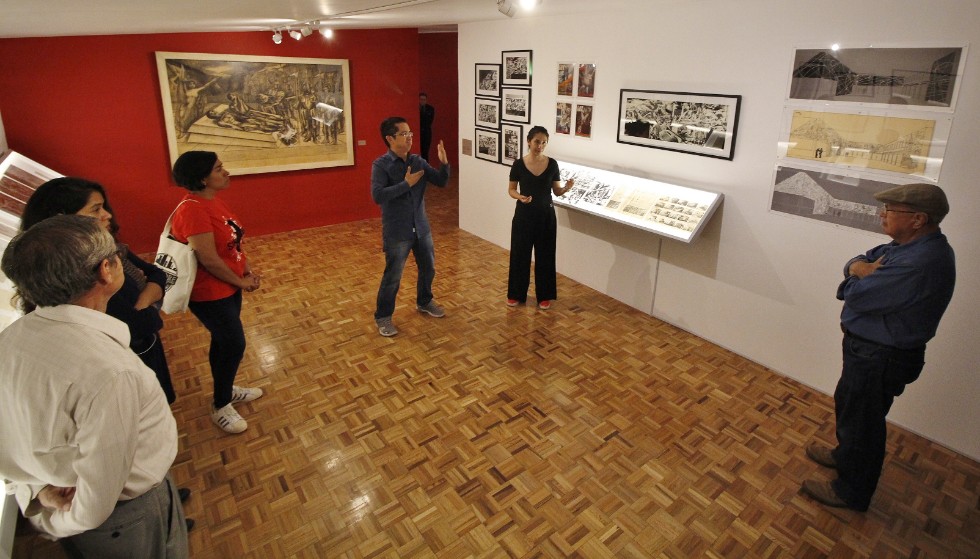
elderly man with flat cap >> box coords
[802,183,956,511]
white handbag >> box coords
[154,200,198,314]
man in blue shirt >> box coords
[803,183,956,511]
[371,116,450,337]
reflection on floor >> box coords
[126,176,980,557]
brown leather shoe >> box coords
[801,479,849,508]
[806,443,837,469]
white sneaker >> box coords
[211,403,247,434]
[231,385,263,403]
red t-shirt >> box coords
[170,195,247,302]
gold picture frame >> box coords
[155,51,354,176]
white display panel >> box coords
[554,160,723,243]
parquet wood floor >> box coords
[15,175,978,558]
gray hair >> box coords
[2,214,117,309]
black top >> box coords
[509,157,561,211]
[420,104,435,132]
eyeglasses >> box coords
[93,244,124,271]
[391,131,414,138]
[880,206,919,215]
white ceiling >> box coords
[0,0,626,38]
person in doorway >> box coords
[419,92,435,162]
[802,183,956,511]
[506,125,574,310]
[0,215,189,558]
[371,116,450,337]
[169,151,265,434]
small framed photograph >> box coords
[556,101,573,135]
[575,103,594,139]
[475,63,501,97]
[501,123,523,167]
[475,97,501,129]
[475,128,500,163]
[557,62,575,96]
[502,49,533,87]
[502,87,532,124]
[577,63,596,98]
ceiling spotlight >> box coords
[289,29,302,40]
[300,25,313,37]
[497,0,516,17]
[519,0,540,8]
[272,30,282,44]
[320,27,334,38]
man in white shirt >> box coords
[0,215,188,558]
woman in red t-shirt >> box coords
[170,151,264,434]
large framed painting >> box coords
[502,87,532,124]
[502,50,533,87]
[788,46,967,111]
[155,51,354,176]
[617,89,741,160]
[475,63,501,97]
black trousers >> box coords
[508,206,557,302]
[188,290,245,409]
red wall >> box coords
[0,29,422,253]
[418,32,459,168]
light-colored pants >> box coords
[61,473,188,559]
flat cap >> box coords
[874,183,949,223]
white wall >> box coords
[458,0,980,460]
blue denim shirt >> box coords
[838,230,955,349]
[370,150,450,247]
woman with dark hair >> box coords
[20,177,177,404]
[506,126,574,309]
[169,151,263,435]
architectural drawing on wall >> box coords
[554,160,722,243]
[788,46,966,109]
[769,165,910,233]
[782,109,947,180]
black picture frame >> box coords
[500,123,523,167]
[475,128,500,163]
[475,97,501,129]
[502,49,532,87]
[617,89,741,160]
[501,87,532,124]
[475,63,501,97]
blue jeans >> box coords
[375,232,435,319]
[188,291,245,409]
[831,332,924,510]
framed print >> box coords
[577,63,596,98]
[502,87,532,124]
[475,128,500,163]
[557,62,575,96]
[788,46,966,110]
[575,103,594,139]
[502,50,533,86]
[156,51,353,175]
[618,89,741,160]
[475,97,501,129]
[475,63,501,98]
[501,123,523,167]
[556,101,572,135]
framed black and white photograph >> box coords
[575,103,594,139]
[475,63,501,98]
[556,101,572,135]
[475,97,501,129]
[502,50,533,87]
[618,89,742,160]
[577,63,596,98]
[557,62,575,96]
[502,87,532,124]
[501,123,523,167]
[788,46,966,110]
[475,128,500,163]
